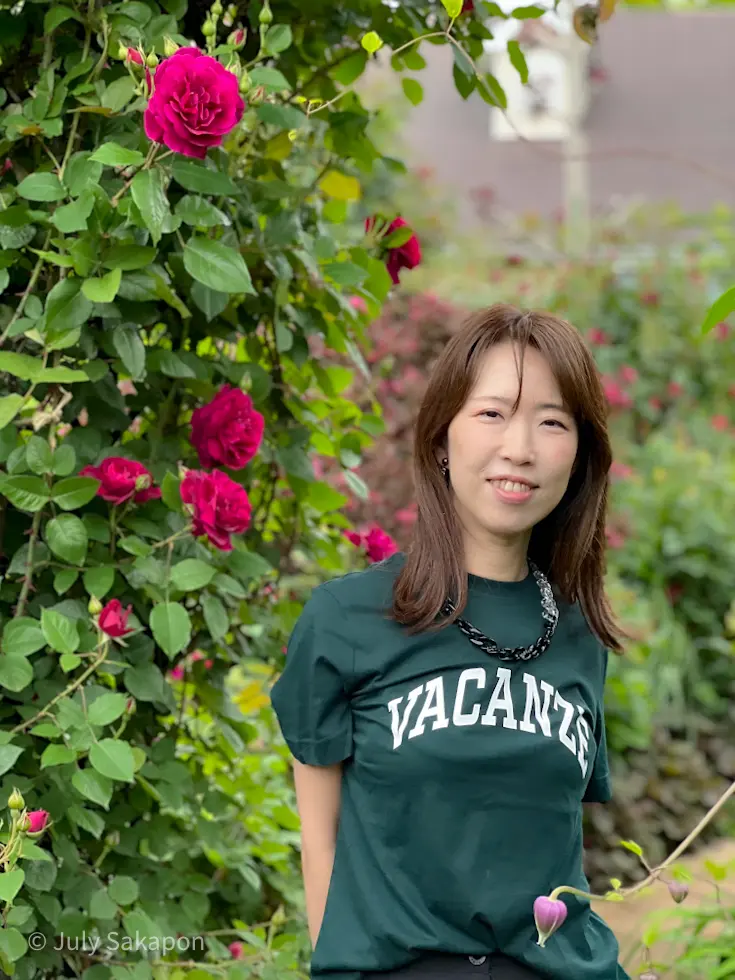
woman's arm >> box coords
[292,758,344,949]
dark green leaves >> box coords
[16,173,66,202]
[150,602,191,658]
[131,170,170,246]
[90,143,146,167]
[46,514,88,566]
[183,238,255,294]
[171,159,240,196]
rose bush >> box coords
[0,0,569,975]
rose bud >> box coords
[228,27,246,48]
[98,599,134,638]
[163,36,179,56]
[533,896,568,948]
[229,941,244,959]
[24,810,49,834]
[668,880,689,904]
[8,789,24,811]
[125,46,144,66]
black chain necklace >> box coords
[440,561,559,662]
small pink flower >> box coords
[712,415,729,432]
[229,941,244,959]
[204,659,214,669]
[170,665,185,681]
[191,650,205,662]
[25,810,49,834]
[648,397,662,411]
[667,381,684,398]
[619,365,638,385]
[715,322,729,340]
[533,896,568,947]
[609,461,633,481]
[350,296,367,313]
[587,328,609,346]
[605,526,626,549]
[641,290,660,307]
[602,377,632,409]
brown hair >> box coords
[391,302,626,654]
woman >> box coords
[270,304,630,980]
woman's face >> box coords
[442,341,579,548]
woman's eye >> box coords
[543,419,566,429]
[481,410,502,419]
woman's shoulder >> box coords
[314,552,405,615]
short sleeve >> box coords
[269,584,355,767]
[583,647,612,804]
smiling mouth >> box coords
[487,478,539,492]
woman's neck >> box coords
[463,534,530,583]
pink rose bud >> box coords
[667,880,689,904]
[228,27,246,48]
[25,810,49,834]
[125,697,136,714]
[229,941,244,959]
[2,158,12,174]
[126,47,144,66]
[98,599,134,638]
[171,665,185,681]
[533,896,568,948]
[204,659,214,669]
[191,651,206,662]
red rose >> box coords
[144,47,245,159]
[181,469,252,551]
[365,216,421,285]
[80,457,161,505]
[25,810,49,834]
[190,386,265,470]
[346,525,398,563]
[99,599,134,638]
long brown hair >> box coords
[391,302,626,654]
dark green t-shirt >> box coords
[270,553,629,980]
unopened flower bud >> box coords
[248,84,265,104]
[227,58,242,79]
[118,42,129,61]
[8,789,24,811]
[202,18,216,36]
[667,880,689,904]
[146,52,159,68]
[125,47,144,66]
[238,69,252,94]
[23,810,49,835]
[125,697,136,715]
[163,36,179,57]
[533,896,568,948]
[259,0,273,25]
[228,27,246,48]
[211,0,223,15]
[88,596,103,616]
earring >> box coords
[440,457,449,477]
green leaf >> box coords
[37,367,89,384]
[183,237,255,294]
[45,278,93,335]
[52,444,76,477]
[64,151,103,198]
[40,743,76,768]
[0,395,24,430]
[149,603,191,659]
[160,471,183,513]
[60,653,81,672]
[81,268,122,303]
[131,169,169,246]
[89,738,135,783]
[170,559,216,592]
[620,839,644,858]
[171,159,240,196]
[41,608,80,656]
[201,594,229,641]
[0,744,23,777]
[256,103,306,130]
[318,171,361,201]
[23,436,51,475]
[507,40,529,84]
[0,870,24,904]
[101,76,137,112]
[1,475,50,512]
[108,875,139,905]
[52,476,99,511]
[401,77,424,106]
[16,172,66,202]
[0,926,27,962]
[191,282,228,320]
[361,31,383,53]
[90,143,146,167]
[83,566,116,599]
[511,4,546,16]
[0,352,44,381]
[45,5,82,32]
[0,655,34,692]
[102,244,157,271]
[70,804,105,839]
[46,514,88,566]
[88,693,127,727]
[175,195,229,228]
[441,0,462,15]
[112,325,146,379]
[54,567,79,594]
[263,24,293,53]
[1,619,45,656]
[52,194,95,234]
[89,886,118,918]
[248,66,291,91]
[72,767,113,808]
[477,72,507,109]
[701,286,735,335]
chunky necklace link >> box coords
[440,561,559,662]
